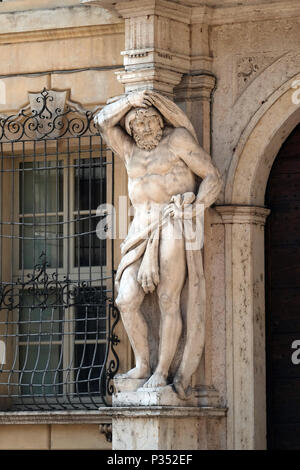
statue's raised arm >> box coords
[95,91,156,162]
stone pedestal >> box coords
[110,405,226,450]
[111,378,226,450]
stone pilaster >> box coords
[175,73,216,152]
[214,205,270,450]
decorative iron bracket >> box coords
[99,423,112,443]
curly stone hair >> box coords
[125,106,164,136]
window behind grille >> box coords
[0,91,119,410]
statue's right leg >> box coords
[115,260,149,379]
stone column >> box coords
[215,205,270,450]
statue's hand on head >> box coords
[127,90,155,109]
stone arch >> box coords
[226,74,300,205]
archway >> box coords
[217,76,300,449]
[265,123,300,449]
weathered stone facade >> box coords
[0,0,300,450]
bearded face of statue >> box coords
[130,109,164,151]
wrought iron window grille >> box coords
[0,89,119,410]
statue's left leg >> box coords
[142,220,186,389]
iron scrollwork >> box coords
[106,303,121,396]
[0,88,101,142]
[0,253,108,311]
[0,89,120,410]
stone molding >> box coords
[120,49,190,75]
[109,406,227,419]
[0,23,124,45]
[0,3,121,35]
[83,0,300,25]
[0,410,113,425]
[0,0,80,13]
[0,406,226,425]
[208,0,300,25]
[116,0,191,24]
[215,205,270,226]
[116,67,183,96]
[1,0,299,37]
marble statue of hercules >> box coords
[95,90,222,396]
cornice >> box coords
[109,406,227,418]
[0,0,80,13]
[206,0,300,26]
[82,0,300,26]
[0,406,227,424]
[116,0,191,24]
[0,23,124,45]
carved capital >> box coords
[116,66,183,97]
[175,72,216,102]
[215,205,271,226]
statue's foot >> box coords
[142,371,167,389]
[117,363,150,380]
[172,377,192,400]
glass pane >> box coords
[74,215,106,267]
[74,343,105,395]
[75,288,107,340]
[74,158,106,211]
[19,290,62,342]
[19,216,63,269]
[20,161,63,215]
[19,344,62,396]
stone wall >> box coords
[1,0,300,450]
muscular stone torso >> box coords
[125,129,196,210]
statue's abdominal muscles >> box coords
[127,136,196,207]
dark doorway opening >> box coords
[266,123,300,449]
